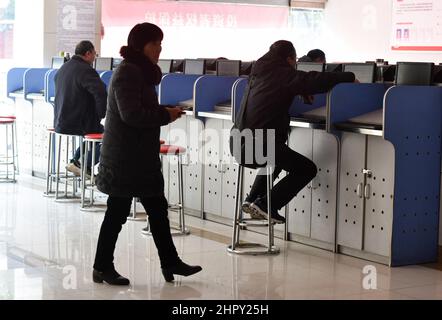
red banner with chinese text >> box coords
[102,0,289,29]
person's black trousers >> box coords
[93,195,180,272]
[246,141,318,211]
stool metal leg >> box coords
[55,135,62,199]
[227,165,280,256]
[81,140,89,208]
[45,132,54,196]
[128,197,147,221]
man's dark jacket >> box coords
[54,55,107,135]
[237,51,355,143]
[96,56,171,197]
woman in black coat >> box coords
[93,23,202,285]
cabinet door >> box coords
[221,120,238,219]
[32,100,54,177]
[337,132,366,250]
[364,136,395,257]
[311,130,339,244]
[185,117,203,212]
[203,118,223,216]
[287,127,314,237]
[15,99,33,174]
[160,124,170,200]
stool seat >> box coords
[0,116,16,120]
[0,119,15,124]
[160,139,165,145]
[160,145,186,155]
[84,133,103,140]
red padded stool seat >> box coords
[84,133,103,140]
[0,116,16,120]
[160,145,186,155]
[0,119,14,124]
[160,139,165,145]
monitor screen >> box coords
[112,58,122,70]
[240,61,254,76]
[343,63,376,83]
[158,59,172,74]
[51,57,65,69]
[395,62,434,86]
[95,57,113,71]
[325,63,342,72]
[184,59,205,75]
[171,59,184,73]
[296,62,324,72]
[216,60,241,76]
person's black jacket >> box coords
[54,55,107,135]
[238,51,355,143]
[96,54,171,197]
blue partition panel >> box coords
[100,71,113,90]
[194,75,239,121]
[45,69,58,104]
[288,93,327,117]
[7,68,28,98]
[384,86,442,266]
[328,83,387,132]
[232,78,248,122]
[159,74,201,105]
[23,68,50,101]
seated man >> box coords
[230,41,355,223]
[54,40,107,175]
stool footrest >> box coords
[227,243,280,255]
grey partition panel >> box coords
[364,136,395,257]
[203,118,223,216]
[32,100,54,177]
[311,130,339,243]
[221,120,237,219]
[337,132,366,250]
[185,118,203,212]
[15,99,33,174]
[287,128,313,237]
[167,117,187,205]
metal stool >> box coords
[44,128,56,196]
[54,133,83,200]
[141,144,190,236]
[0,116,18,175]
[227,164,280,255]
[0,118,17,183]
[81,133,105,211]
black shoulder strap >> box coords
[234,76,255,131]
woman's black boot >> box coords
[162,261,202,282]
[93,269,130,286]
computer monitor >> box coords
[158,59,173,74]
[240,61,254,76]
[395,62,434,86]
[171,59,184,73]
[216,60,241,76]
[432,65,442,84]
[343,63,376,83]
[296,62,324,72]
[325,63,342,72]
[184,59,206,75]
[94,57,113,71]
[112,58,122,70]
[51,57,65,69]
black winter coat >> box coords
[96,59,171,197]
[239,51,355,143]
[54,55,107,135]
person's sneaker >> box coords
[250,200,286,224]
[66,160,82,177]
[241,201,263,220]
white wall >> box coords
[323,0,442,63]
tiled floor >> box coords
[0,176,442,300]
